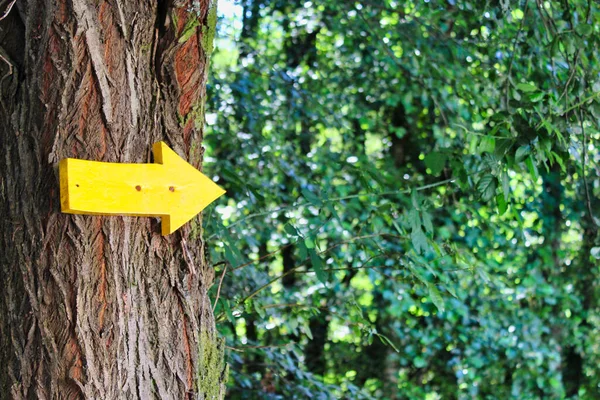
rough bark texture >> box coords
[0,0,226,398]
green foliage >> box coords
[202,0,600,398]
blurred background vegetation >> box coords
[200,0,600,398]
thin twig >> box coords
[263,303,322,310]
[0,51,13,78]
[289,253,392,276]
[534,0,553,43]
[231,233,403,273]
[208,178,456,240]
[302,263,389,273]
[231,243,293,271]
[239,266,302,305]
[559,50,580,103]
[230,249,398,313]
[0,0,16,20]
[231,218,332,272]
[221,216,324,285]
[579,110,598,229]
[452,123,510,139]
[180,238,197,275]
[212,263,228,312]
[225,342,295,353]
[431,93,449,126]
[559,91,600,116]
[504,2,529,110]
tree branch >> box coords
[208,178,456,240]
[0,0,16,21]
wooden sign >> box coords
[59,142,225,235]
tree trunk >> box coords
[0,0,227,398]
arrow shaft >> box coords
[60,159,183,216]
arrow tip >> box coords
[161,184,225,235]
[152,142,226,235]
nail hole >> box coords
[135,185,141,191]
[169,186,175,192]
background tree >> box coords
[0,0,226,398]
[204,0,600,398]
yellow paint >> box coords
[59,142,225,235]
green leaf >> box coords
[525,155,539,180]
[408,264,427,285]
[284,223,300,237]
[413,356,427,368]
[358,172,373,192]
[421,211,434,233]
[496,193,508,215]
[515,145,530,162]
[477,174,497,202]
[501,171,510,202]
[222,299,235,325]
[469,135,479,154]
[443,282,458,299]
[424,152,447,175]
[591,247,600,260]
[408,209,421,232]
[476,266,491,283]
[488,123,501,137]
[366,331,374,345]
[411,228,429,254]
[304,237,315,249]
[550,151,567,172]
[297,239,308,260]
[512,206,525,235]
[309,248,327,284]
[494,138,514,158]
[529,92,545,102]
[392,219,405,235]
[254,300,265,319]
[550,377,561,389]
[301,188,323,206]
[516,82,537,92]
[303,325,313,340]
[376,333,399,353]
[478,136,496,154]
[224,245,241,268]
[411,189,420,209]
[220,167,244,185]
[551,152,566,172]
[326,203,342,223]
[576,24,593,36]
[427,283,445,313]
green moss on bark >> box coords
[197,331,228,399]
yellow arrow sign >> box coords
[59,142,225,235]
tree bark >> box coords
[0,0,227,398]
